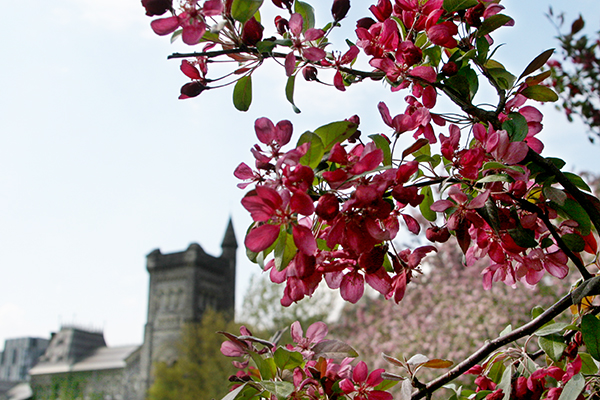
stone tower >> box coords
[138,219,237,395]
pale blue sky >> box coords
[1,0,599,347]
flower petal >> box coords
[306,321,328,342]
[150,16,180,36]
[293,224,317,255]
[340,271,365,303]
[245,224,280,252]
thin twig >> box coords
[411,292,573,399]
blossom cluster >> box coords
[466,336,588,400]
[236,116,440,305]
[220,321,394,400]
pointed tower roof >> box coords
[221,218,238,249]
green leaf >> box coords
[200,31,220,43]
[543,187,567,206]
[557,373,585,400]
[423,46,442,66]
[487,360,505,384]
[553,198,591,236]
[420,186,437,222]
[312,339,358,359]
[274,39,293,46]
[518,49,555,81]
[414,31,428,48]
[293,1,315,31]
[477,14,513,37]
[572,276,600,305]
[231,0,263,23]
[413,142,431,158]
[497,364,513,400]
[261,381,295,400]
[459,66,479,99]
[482,161,507,170]
[476,36,490,62]
[563,172,592,192]
[508,226,537,248]
[256,40,277,53]
[170,29,183,43]
[488,68,516,90]
[233,75,252,111]
[499,324,512,337]
[285,75,301,114]
[531,305,545,320]
[445,75,472,102]
[502,112,528,142]
[249,351,277,380]
[538,334,567,362]
[534,322,571,336]
[374,379,398,392]
[581,315,600,361]
[274,227,297,271]
[479,197,501,234]
[220,383,259,400]
[521,85,559,102]
[443,0,478,12]
[478,174,512,183]
[561,233,585,252]
[369,134,392,166]
[579,352,599,374]
[548,157,567,169]
[314,121,357,151]
[403,138,429,160]
[422,359,454,369]
[273,348,304,370]
[297,131,324,169]
[383,253,393,273]
[457,48,477,62]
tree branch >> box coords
[411,292,573,399]
[525,148,600,235]
[168,49,385,80]
[512,196,592,280]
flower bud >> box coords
[441,61,458,76]
[571,15,584,35]
[141,0,172,16]
[356,17,376,30]
[315,193,339,221]
[425,226,450,243]
[331,0,351,22]
[302,66,318,81]
[272,0,293,9]
[275,16,289,35]
[179,81,206,99]
[241,17,264,46]
[464,3,484,27]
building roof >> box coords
[6,382,31,400]
[29,345,139,375]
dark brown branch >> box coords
[411,292,573,399]
[513,196,592,280]
[168,48,256,59]
[525,148,600,235]
[168,49,384,80]
[434,83,501,129]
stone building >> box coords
[0,337,49,382]
[29,220,237,400]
